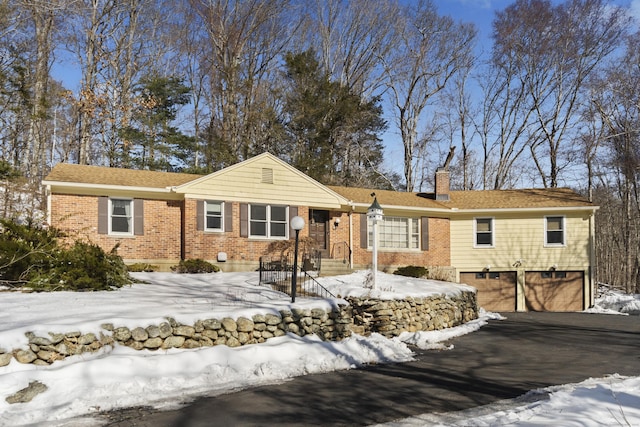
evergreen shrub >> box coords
[127,263,157,272]
[393,265,428,278]
[0,218,133,291]
[172,259,220,274]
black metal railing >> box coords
[331,241,351,265]
[259,254,335,299]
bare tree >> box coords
[381,0,476,192]
[493,0,628,188]
[303,0,397,98]
[189,0,297,170]
[589,32,640,293]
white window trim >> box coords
[474,217,494,248]
[544,215,566,247]
[368,216,421,251]
[204,201,224,232]
[249,204,289,240]
[109,198,134,236]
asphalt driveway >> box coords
[100,312,640,426]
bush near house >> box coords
[171,259,220,274]
[0,218,133,291]
[393,265,428,278]
[127,263,158,272]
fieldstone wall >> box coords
[347,291,477,337]
[0,306,352,367]
[0,291,478,367]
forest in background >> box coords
[1,0,639,293]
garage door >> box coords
[524,271,584,312]
[460,271,517,312]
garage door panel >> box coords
[460,272,516,312]
[525,271,583,312]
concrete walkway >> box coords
[100,312,640,426]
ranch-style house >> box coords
[43,152,598,312]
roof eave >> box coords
[42,180,173,193]
[450,205,599,214]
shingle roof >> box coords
[448,188,594,209]
[44,163,202,189]
[327,186,449,209]
[328,186,594,210]
[44,163,596,210]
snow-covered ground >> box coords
[0,271,638,426]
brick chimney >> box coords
[435,146,455,201]
[435,168,450,201]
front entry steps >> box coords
[319,258,353,276]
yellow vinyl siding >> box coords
[450,212,592,271]
[177,154,347,208]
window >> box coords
[368,216,419,249]
[475,218,494,247]
[110,199,133,235]
[545,216,565,246]
[205,201,224,231]
[475,272,486,279]
[250,204,288,238]
[489,272,500,279]
[541,271,553,279]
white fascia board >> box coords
[451,206,599,214]
[348,202,598,215]
[348,202,453,214]
[42,180,173,194]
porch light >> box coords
[290,216,305,303]
[367,195,383,290]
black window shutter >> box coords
[289,206,298,240]
[240,203,248,237]
[421,217,429,251]
[196,200,204,231]
[360,213,368,249]
[134,199,144,236]
[98,197,108,234]
[225,202,233,232]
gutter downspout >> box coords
[45,185,51,226]
[349,203,355,269]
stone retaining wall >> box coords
[347,291,477,337]
[0,306,352,367]
[0,292,478,367]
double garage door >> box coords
[460,271,584,312]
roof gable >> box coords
[174,153,349,208]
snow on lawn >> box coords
[0,271,638,427]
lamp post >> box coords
[367,196,383,290]
[290,215,305,303]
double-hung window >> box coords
[368,216,419,249]
[205,201,224,232]
[545,216,565,246]
[110,198,133,235]
[250,204,288,239]
[475,218,494,247]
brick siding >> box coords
[49,194,451,271]
[49,194,181,261]
[351,214,450,269]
